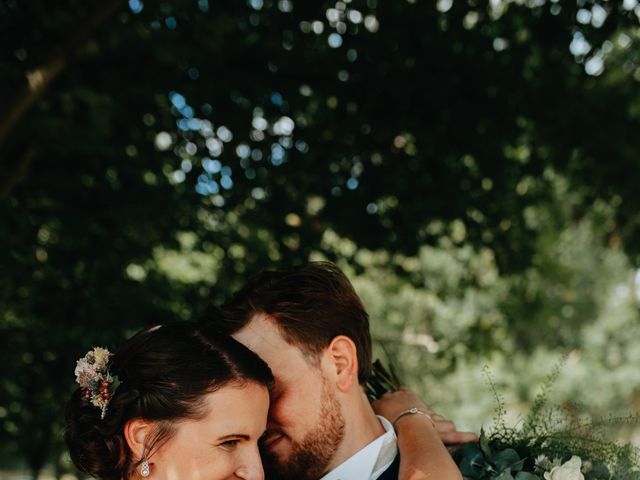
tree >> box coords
[2,0,640,475]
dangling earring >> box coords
[140,457,150,477]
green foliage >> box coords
[366,359,402,402]
[457,438,533,480]
[370,361,640,479]
[2,0,640,476]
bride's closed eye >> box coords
[215,435,248,451]
[219,440,240,451]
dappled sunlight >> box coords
[4,0,640,476]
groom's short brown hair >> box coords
[215,262,373,384]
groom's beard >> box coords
[262,381,345,480]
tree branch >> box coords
[0,0,127,149]
[1,145,38,196]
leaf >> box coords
[508,458,526,473]
[514,473,541,480]
[480,429,494,463]
[493,471,514,480]
[493,448,521,472]
[459,446,489,478]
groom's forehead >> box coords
[232,313,323,373]
[237,312,288,344]
[233,313,303,356]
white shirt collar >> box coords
[319,416,398,480]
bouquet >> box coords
[367,360,640,480]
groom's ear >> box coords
[325,335,358,392]
[124,418,153,461]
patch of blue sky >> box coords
[165,16,177,30]
[220,175,234,190]
[236,144,251,159]
[187,118,201,130]
[203,158,222,174]
[196,174,219,195]
[181,105,194,119]
[195,183,208,196]
[328,33,343,48]
[295,140,309,153]
[346,177,359,190]
[271,144,285,166]
[271,92,284,106]
[128,0,143,14]
[251,149,263,161]
[169,91,186,110]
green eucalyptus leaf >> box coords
[461,442,484,458]
[493,449,521,472]
[479,430,494,462]
[509,458,526,473]
[514,473,541,480]
[493,471,514,480]
[459,450,489,478]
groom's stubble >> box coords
[262,378,345,480]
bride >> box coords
[65,321,463,479]
[65,322,272,479]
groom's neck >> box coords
[325,389,386,473]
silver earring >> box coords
[140,457,150,477]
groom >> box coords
[210,262,474,480]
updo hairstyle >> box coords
[64,322,273,480]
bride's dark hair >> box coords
[64,321,273,480]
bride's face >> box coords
[147,382,269,480]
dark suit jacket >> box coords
[376,453,400,480]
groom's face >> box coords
[232,313,345,480]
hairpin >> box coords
[74,347,119,419]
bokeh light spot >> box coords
[165,16,177,29]
[128,0,143,14]
[203,158,222,174]
[328,33,343,48]
[154,132,173,151]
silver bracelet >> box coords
[392,407,436,429]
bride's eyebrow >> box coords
[217,434,250,441]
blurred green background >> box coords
[2,0,640,477]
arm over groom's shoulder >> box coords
[373,388,478,480]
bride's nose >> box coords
[235,449,264,480]
[235,464,264,480]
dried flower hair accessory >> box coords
[74,347,119,419]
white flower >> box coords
[74,347,112,387]
[75,358,99,387]
[544,456,585,480]
[535,455,553,471]
[92,347,111,368]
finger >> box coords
[439,431,480,446]
[429,413,447,422]
[434,421,456,433]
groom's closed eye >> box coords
[270,381,284,398]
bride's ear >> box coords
[325,335,358,393]
[124,418,152,461]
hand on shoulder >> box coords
[371,387,478,446]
